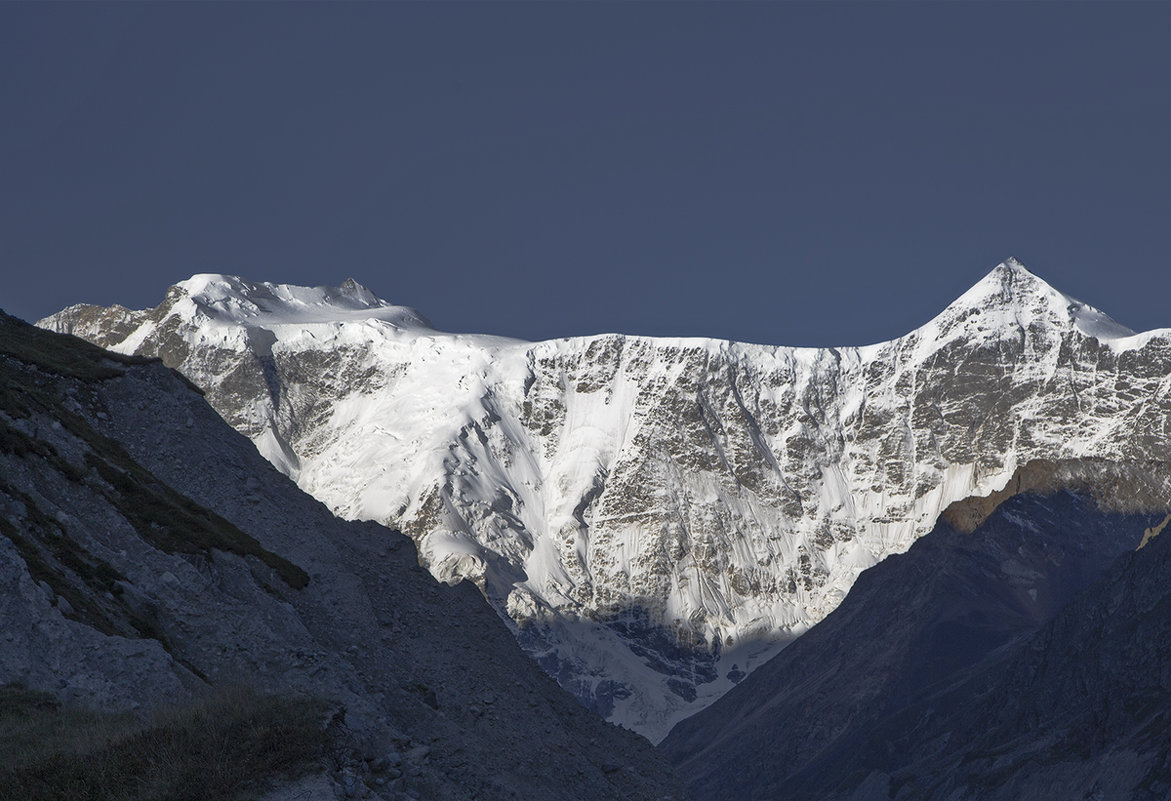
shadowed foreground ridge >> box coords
[661,487,1171,801]
[0,310,686,801]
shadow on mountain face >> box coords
[0,310,687,801]
[516,602,731,722]
[661,489,1171,801]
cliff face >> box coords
[42,260,1171,739]
[0,311,686,801]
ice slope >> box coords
[41,259,1171,741]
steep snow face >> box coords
[41,260,1171,741]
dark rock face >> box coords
[941,458,1171,533]
[0,312,686,801]
[661,489,1171,801]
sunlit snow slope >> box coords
[41,260,1171,741]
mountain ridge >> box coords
[0,309,686,800]
[41,259,1171,739]
[48,259,1162,351]
[659,485,1171,801]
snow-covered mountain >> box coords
[41,259,1171,741]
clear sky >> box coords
[2,2,1168,346]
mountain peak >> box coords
[338,277,377,305]
[979,257,1054,295]
[999,255,1030,273]
[930,258,1135,344]
[172,274,432,330]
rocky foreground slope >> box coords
[42,259,1171,739]
[0,311,685,800]
[661,483,1171,801]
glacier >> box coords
[41,258,1171,741]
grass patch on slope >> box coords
[82,445,311,590]
[0,684,328,801]
[0,311,309,591]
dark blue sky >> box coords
[3,2,1168,346]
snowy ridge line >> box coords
[39,258,1171,741]
[172,260,1165,351]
